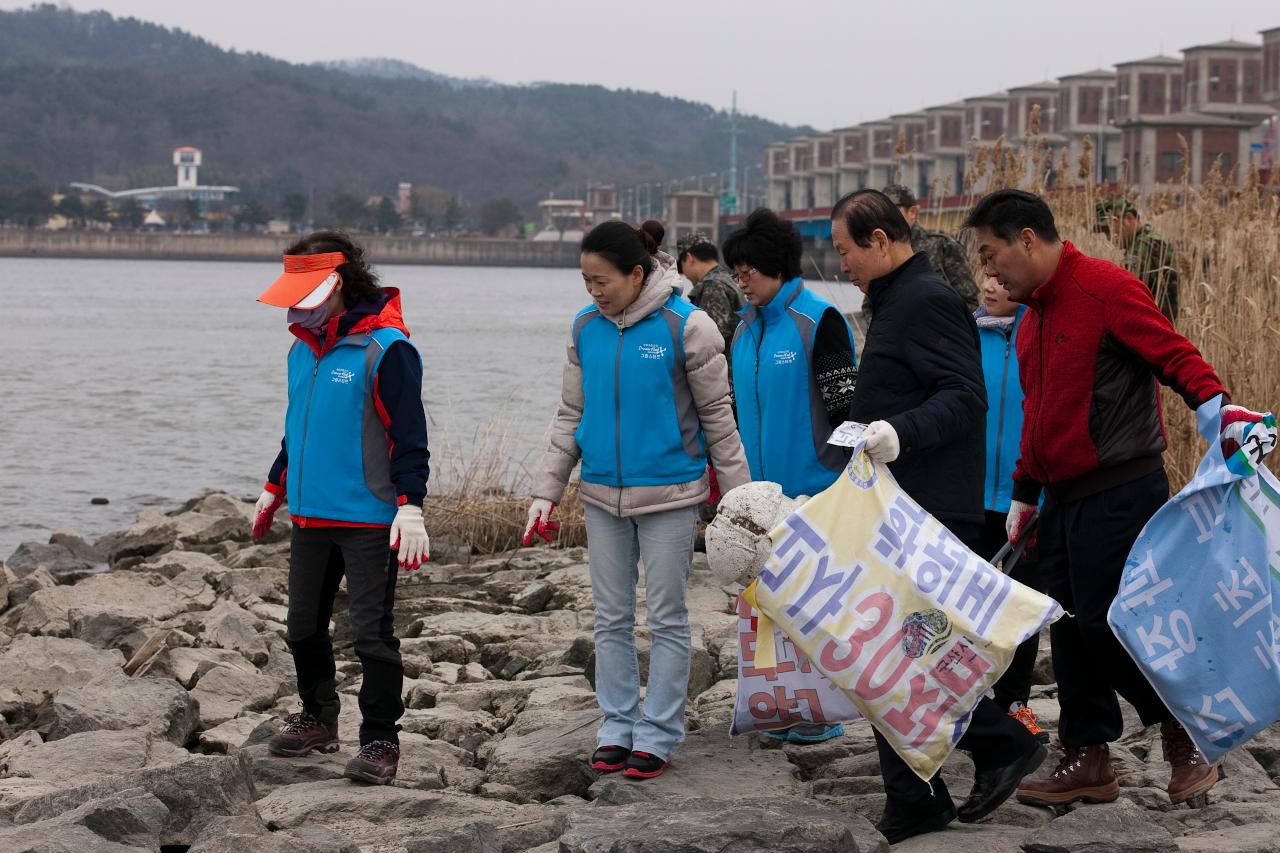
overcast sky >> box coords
[13,0,1278,129]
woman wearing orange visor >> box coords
[251,230,429,785]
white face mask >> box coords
[286,273,340,332]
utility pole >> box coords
[729,91,740,214]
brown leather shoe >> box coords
[1016,744,1120,806]
[1162,720,1220,804]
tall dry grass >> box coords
[423,411,586,555]
[944,116,1280,489]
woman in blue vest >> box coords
[250,231,430,785]
[724,207,858,744]
[975,274,1049,744]
[527,220,750,780]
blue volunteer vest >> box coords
[731,278,853,499]
[979,306,1026,513]
[284,327,418,524]
[572,293,708,488]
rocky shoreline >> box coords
[1,492,1279,852]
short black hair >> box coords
[286,230,381,309]
[681,242,720,264]
[963,189,1061,243]
[830,189,912,248]
[721,208,803,280]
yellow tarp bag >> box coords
[744,450,1063,780]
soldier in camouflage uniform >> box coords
[882,184,979,312]
[676,231,745,364]
[1095,197,1179,320]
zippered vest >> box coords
[284,327,418,524]
[572,293,707,487]
[979,306,1026,513]
[731,279,853,499]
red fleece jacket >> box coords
[1012,242,1227,504]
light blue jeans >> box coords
[585,502,699,761]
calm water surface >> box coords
[1,257,864,556]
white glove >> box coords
[390,504,429,570]
[862,420,901,463]
[1006,500,1037,544]
[523,499,558,546]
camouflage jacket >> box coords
[688,265,745,360]
[1125,224,1179,320]
[910,223,979,312]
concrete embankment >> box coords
[0,229,581,267]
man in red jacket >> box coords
[964,189,1268,809]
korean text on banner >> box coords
[730,593,861,736]
[746,448,1063,781]
[1109,395,1280,764]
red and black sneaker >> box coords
[267,711,339,757]
[344,740,400,785]
[591,745,630,772]
[622,751,668,780]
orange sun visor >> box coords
[257,252,347,307]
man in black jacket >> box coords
[830,190,1045,844]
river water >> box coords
[1,257,864,557]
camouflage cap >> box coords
[882,184,917,207]
[675,230,714,256]
[1095,196,1136,224]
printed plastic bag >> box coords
[743,445,1063,780]
[731,593,861,736]
[1109,395,1280,764]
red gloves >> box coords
[522,500,560,546]
[252,488,283,541]
[705,467,722,506]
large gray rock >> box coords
[1175,824,1280,853]
[181,600,273,664]
[186,815,357,853]
[17,568,212,639]
[141,549,226,580]
[198,713,277,754]
[48,671,199,744]
[152,645,258,689]
[559,797,887,853]
[48,529,106,563]
[1022,802,1178,852]
[408,610,590,646]
[0,636,125,727]
[0,564,8,614]
[189,663,281,727]
[399,705,502,752]
[0,822,155,852]
[96,511,183,563]
[482,708,600,802]
[5,564,55,606]
[1,727,190,788]
[404,820,501,853]
[13,753,258,846]
[4,542,98,584]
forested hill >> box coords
[0,4,806,212]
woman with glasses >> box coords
[525,219,750,780]
[722,207,858,744]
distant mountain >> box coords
[315,58,498,90]
[0,4,807,216]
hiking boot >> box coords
[622,751,668,780]
[1162,719,1220,805]
[344,740,400,785]
[591,745,630,773]
[267,711,339,757]
[1016,744,1120,806]
[1009,703,1051,745]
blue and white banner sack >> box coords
[1109,395,1280,764]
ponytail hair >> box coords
[582,219,665,279]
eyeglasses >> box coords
[731,267,759,284]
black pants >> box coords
[1038,469,1173,747]
[875,521,1038,812]
[287,525,404,745]
[979,510,1043,710]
